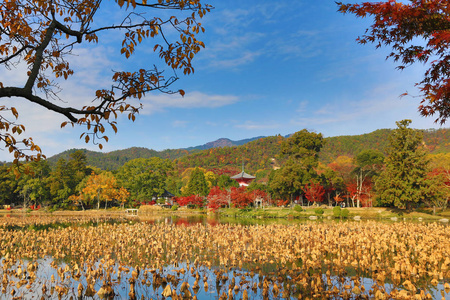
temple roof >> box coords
[230,171,255,180]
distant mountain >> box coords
[184,136,266,151]
[46,128,450,173]
[47,136,266,170]
[47,147,193,170]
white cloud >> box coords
[289,81,442,137]
[296,101,309,113]
[141,91,239,114]
[234,121,281,130]
[172,120,189,128]
[207,51,262,69]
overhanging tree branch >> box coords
[0,0,212,163]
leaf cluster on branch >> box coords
[0,0,211,163]
[337,0,450,124]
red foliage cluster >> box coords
[346,180,374,207]
[29,205,41,210]
[206,186,269,211]
[229,186,254,209]
[276,199,289,207]
[207,186,230,212]
[174,195,205,208]
[303,180,325,203]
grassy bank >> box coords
[216,206,450,221]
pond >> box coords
[0,214,449,299]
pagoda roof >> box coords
[230,171,255,180]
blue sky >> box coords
[0,0,445,161]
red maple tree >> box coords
[207,186,230,212]
[174,195,204,208]
[303,180,325,204]
[337,0,450,124]
[230,186,253,208]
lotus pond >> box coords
[0,213,449,299]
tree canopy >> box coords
[270,130,324,203]
[116,157,174,202]
[375,120,430,209]
[0,0,211,163]
[337,0,450,124]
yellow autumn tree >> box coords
[82,172,118,209]
[0,0,211,163]
[116,187,131,210]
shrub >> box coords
[314,207,324,215]
[341,208,350,218]
[171,204,179,211]
[333,206,341,217]
[139,205,162,213]
[293,205,303,212]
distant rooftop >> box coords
[230,171,255,179]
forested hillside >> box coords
[175,135,285,179]
[320,128,450,163]
[47,128,450,173]
[48,147,195,170]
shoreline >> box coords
[1,206,449,222]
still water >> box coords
[0,214,449,299]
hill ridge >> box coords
[47,128,450,172]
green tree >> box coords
[375,120,430,209]
[353,149,384,207]
[317,163,345,206]
[48,158,74,207]
[216,174,239,189]
[269,162,308,203]
[186,167,209,197]
[281,130,324,163]
[270,130,324,205]
[117,157,174,203]
[14,160,51,208]
[68,150,90,182]
[0,164,19,206]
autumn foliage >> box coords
[204,186,269,211]
[174,195,205,208]
[337,0,450,124]
[0,0,211,162]
[207,186,229,211]
[303,180,325,204]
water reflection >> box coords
[0,214,449,299]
